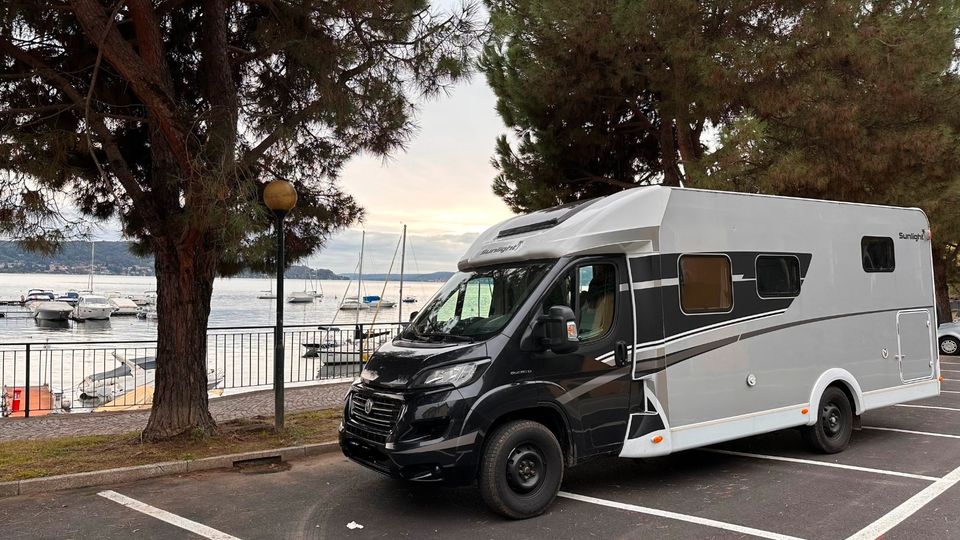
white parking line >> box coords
[940,390,960,394]
[702,449,938,481]
[896,404,960,412]
[558,491,803,540]
[98,490,239,540]
[863,426,960,440]
[940,369,960,373]
[845,465,960,540]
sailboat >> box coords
[257,279,276,299]
[339,231,370,311]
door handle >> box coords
[614,341,628,367]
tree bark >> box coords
[658,119,684,187]
[143,237,219,440]
[932,243,953,325]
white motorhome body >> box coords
[460,186,940,458]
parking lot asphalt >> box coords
[2,368,959,539]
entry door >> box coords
[897,309,935,382]
[530,257,634,455]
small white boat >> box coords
[339,299,369,310]
[109,297,139,316]
[257,290,276,299]
[363,295,396,308]
[56,291,81,305]
[32,301,75,321]
[72,294,114,321]
[129,291,157,306]
[287,291,314,303]
[137,306,158,320]
[24,289,55,306]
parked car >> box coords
[939,321,960,356]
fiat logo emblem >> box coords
[363,399,373,414]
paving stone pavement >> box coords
[0,382,350,441]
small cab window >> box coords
[542,263,617,342]
[756,255,801,298]
[861,236,895,272]
[679,255,733,313]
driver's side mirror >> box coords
[539,305,579,354]
[409,310,419,322]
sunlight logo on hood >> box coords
[478,240,524,257]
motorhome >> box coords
[339,186,941,519]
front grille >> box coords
[348,392,403,441]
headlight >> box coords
[360,367,377,384]
[416,359,490,388]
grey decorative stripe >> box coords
[739,305,933,341]
[394,432,479,454]
[633,305,933,378]
[556,366,631,405]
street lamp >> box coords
[264,179,297,430]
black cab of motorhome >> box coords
[339,254,638,519]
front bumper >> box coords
[338,384,479,486]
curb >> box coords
[0,440,340,498]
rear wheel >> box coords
[802,386,853,454]
[478,420,563,519]
[940,336,959,356]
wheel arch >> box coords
[807,368,865,425]
[476,403,576,469]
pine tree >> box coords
[483,0,960,321]
[0,0,480,439]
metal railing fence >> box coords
[0,322,403,417]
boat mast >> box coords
[398,224,406,325]
[88,240,95,292]
[357,231,365,325]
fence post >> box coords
[358,323,365,370]
[24,343,30,418]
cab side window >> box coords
[542,263,617,342]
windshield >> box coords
[402,262,553,342]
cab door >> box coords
[531,257,635,456]
[897,309,935,382]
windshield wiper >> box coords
[418,332,475,343]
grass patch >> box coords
[0,409,342,482]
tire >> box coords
[478,420,564,519]
[940,336,960,356]
[802,386,853,454]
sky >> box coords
[307,76,514,275]
[16,1,514,275]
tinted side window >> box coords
[577,264,616,341]
[541,263,616,342]
[862,237,895,272]
[756,256,801,298]
[679,255,733,313]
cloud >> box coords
[305,228,479,274]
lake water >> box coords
[0,273,443,345]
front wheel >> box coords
[801,386,853,454]
[478,420,564,519]
[940,336,959,356]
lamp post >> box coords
[263,179,297,430]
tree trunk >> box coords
[932,243,953,325]
[143,238,219,440]
[658,120,684,187]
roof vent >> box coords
[494,198,600,239]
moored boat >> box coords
[32,301,75,321]
[71,294,114,321]
[287,291,314,303]
[109,297,139,316]
[339,299,369,310]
